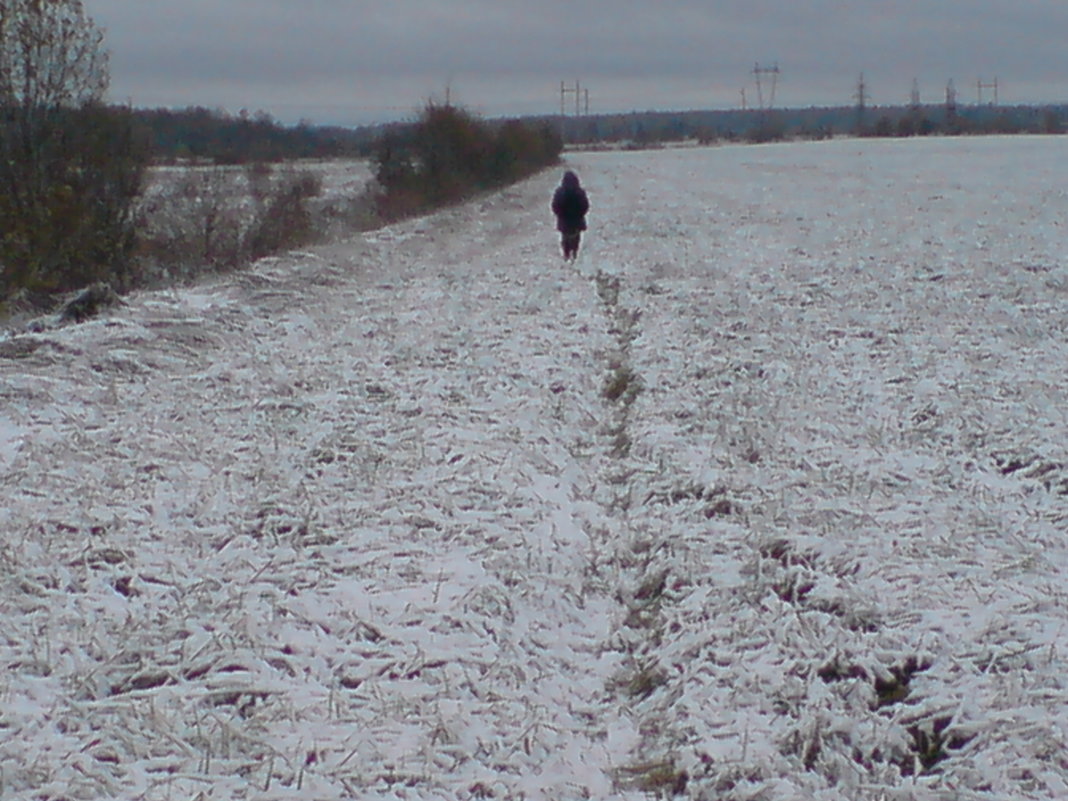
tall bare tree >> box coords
[0,0,146,301]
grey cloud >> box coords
[87,0,1068,124]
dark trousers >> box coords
[561,231,582,260]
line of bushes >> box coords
[1,101,561,317]
[372,103,562,221]
[0,109,331,312]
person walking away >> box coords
[551,171,589,261]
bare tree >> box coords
[0,0,108,107]
[0,0,146,301]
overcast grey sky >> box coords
[86,1,1068,126]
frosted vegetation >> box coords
[1,136,1066,799]
[133,160,376,286]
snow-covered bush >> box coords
[134,164,325,285]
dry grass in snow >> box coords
[2,136,1067,800]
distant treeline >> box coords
[134,107,381,163]
[548,103,1068,146]
[134,103,1068,165]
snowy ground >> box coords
[2,136,1067,800]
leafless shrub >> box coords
[245,169,322,260]
[134,166,247,282]
[134,163,324,286]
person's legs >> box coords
[562,232,581,260]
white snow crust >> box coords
[1,136,1067,800]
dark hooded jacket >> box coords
[552,171,589,234]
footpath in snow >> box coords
[2,136,1068,800]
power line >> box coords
[854,72,870,108]
[977,77,999,105]
[752,62,780,110]
[854,72,870,132]
[560,80,589,116]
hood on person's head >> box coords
[562,171,580,189]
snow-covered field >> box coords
[1,136,1067,800]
